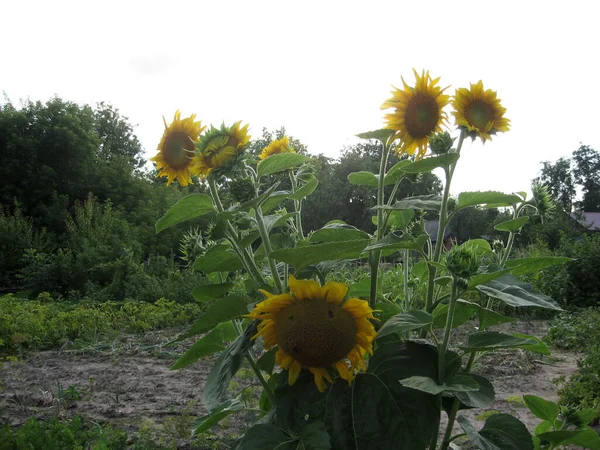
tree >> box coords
[572,144,600,212]
[537,157,576,211]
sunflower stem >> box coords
[289,170,305,240]
[438,279,459,383]
[245,353,276,408]
[256,207,284,294]
[370,141,391,310]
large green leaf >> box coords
[377,310,433,338]
[236,425,295,450]
[373,209,415,231]
[263,212,297,233]
[156,194,216,233]
[289,175,319,201]
[262,190,290,214]
[468,269,513,289]
[356,128,396,143]
[178,295,248,340]
[237,183,280,212]
[453,374,495,409]
[494,216,529,232]
[257,153,309,177]
[191,282,234,303]
[458,414,533,450]
[363,232,429,254]
[193,395,246,435]
[348,171,379,187]
[270,240,368,270]
[375,194,442,211]
[384,160,413,185]
[505,256,573,277]
[401,153,460,173]
[538,429,600,449]
[193,244,243,273]
[348,340,440,449]
[309,223,371,243]
[476,275,562,310]
[456,191,522,210]
[201,321,257,411]
[523,395,559,423]
[399,374,479,395]
[461,239,493,256]
[432,300,478,329]
[171,322,236,370]
[463,331,550,355]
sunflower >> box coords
[192,121,250,178]
[259,136,296,160]
[451,80,510,141]
[151,111,206,186]
[381,69,450,159]
[247,276,377,392]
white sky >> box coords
[2,0,599,196]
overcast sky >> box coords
[2,0,598,196]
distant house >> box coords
[425,220,456,250]
[572,212,600,232]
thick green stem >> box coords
[438,280,459,383]
[289,171,304,240]
[403,249,410,312]
[255,208,284,293]
[369,143,391,309]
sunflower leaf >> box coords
[193,395,246,436]
[171,322,236,370]
[356,128,396,143]
[457,414,533,450]
[156,194,216,233]
[494,216,529,232]
[289,175,319,201]
[401,153,460,173]
[348,171,379,187]
[456,191,522,210]
[193,244,244,273]
[257,153,310,177]
[270,240,369,270]
[374,194,443,211]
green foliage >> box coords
[557,346,600,413]
[0,294,203,355]
[0,415,127,449]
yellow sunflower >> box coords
[151,111,206,186]
[381,69,450,159]
[247,276,377,392]
[193,121,250,178]
[259,136,296,160]
[451,80,510,141]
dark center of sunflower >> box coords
[404,95,440,138]
[275,298,357,367]
[465,100,494,130]
[163,131,195,169]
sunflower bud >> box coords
[455,277,469,291]
[492,239,504,253]
[445,246,479,279]
[429,131,455,155]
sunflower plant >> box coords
[151,71,598,450]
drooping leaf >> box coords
[263,212,297,233]
[458,414,533,450]
[375,194,443,211]
[432,300,478,329]
[257,153,310,177]
[193,395,246,435]
[356,128,396,143]
[377,310,433,338]
[456,191,522,210]
[363,232,429,254]
[156,194,216,233]
[537,429,600,450]
[453,374,495,409]
[289,175,319,201]
[178,295,248,340]
[523,395,559,423]
[348,171,379,187]
[476,275,562,310]
[468,269,513,289]
[256,348,277,375]
[401,153,460,173]
[171,322,236,370]
[191,282,234,303]
[494,216,529,232]
[193,244,244,273]
[262,190,291,214]
[463,331,550,355]
[201,321,257,411]
[270,240,369,270]
[399,374,479,395]
[309,223,371,243]
[505,256,573,277]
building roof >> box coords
[576,212,600,230]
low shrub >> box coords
[557,345,600,414]
[544,307,600,351]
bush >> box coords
[0,294,204,356]
[557,345,600,413]
[545,307,600,351]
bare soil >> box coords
[0,321,582,448]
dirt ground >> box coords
[0,322,582,448]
